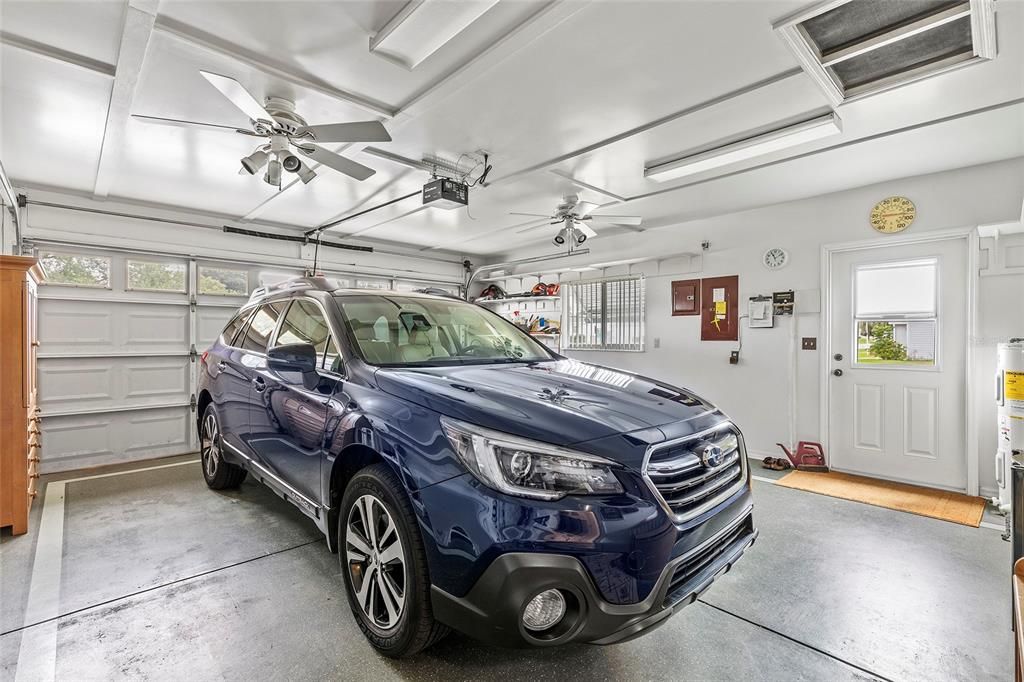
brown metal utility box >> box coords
[700,275,739,341]
[671,279,700,316]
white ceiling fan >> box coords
[132,71,392,187]
[511,194,642,245]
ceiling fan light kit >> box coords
[514,194,642,245]
[644,112,842,182]
[136,71,392,187]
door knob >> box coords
[833,369,843,377]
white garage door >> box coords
[33,246,256,474]
[31,243,460,474]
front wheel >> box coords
[199,406,247,490]
[339,464,448,657]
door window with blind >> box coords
[853,259,938,367]
[562,277,645,351]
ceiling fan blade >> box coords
[586,215,643,225]
[296,121,391,143]
[509,212,551,218]
[297,144,376,181]
[200,71,273,122]
[576,223,598,238]
[131,114,257,135]
[574,201,600,216]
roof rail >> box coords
[247,276,337,303]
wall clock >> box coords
[762,247,789,270]
[870,196,915,234]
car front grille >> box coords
[643,422,747,522]
[662,513,754,607]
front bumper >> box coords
[430,506,756,647]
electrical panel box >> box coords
[700,275,739,341]
[422,178,469,210]
[671,279,700,316]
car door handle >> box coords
[253,376,267,392]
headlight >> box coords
[440,416,624,500]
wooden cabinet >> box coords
[0,255,43,536]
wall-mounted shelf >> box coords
[474,295,561,305]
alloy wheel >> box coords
[346,494,407,631]
[201,412,220,479]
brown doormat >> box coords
[776,470,987,527]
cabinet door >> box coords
[24,277,38,406]
[671,279,700,316]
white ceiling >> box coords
[1,0,1022,258]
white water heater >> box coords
[996,339,1024,508]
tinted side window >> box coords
[277,300,344,372]
[240,302,286,353]
[220,309,254,346]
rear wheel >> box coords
[339,464,448,657]
[200,407,247,490]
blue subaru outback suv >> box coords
[197,276,756,657]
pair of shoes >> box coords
[761,457,792,471]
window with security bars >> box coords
[562,277,645,351]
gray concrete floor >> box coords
[0,457,1011,681]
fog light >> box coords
[522,589,566,632]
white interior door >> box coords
[828,237,968,491]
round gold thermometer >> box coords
[870,196,916,234]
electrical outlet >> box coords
[653,337,661,349]
[802,337,817,350]
[729,351,739,364]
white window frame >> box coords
[198,264,250,297]
[562,276,645,352]
[851,257,940,371]
[125,257,188,293]
[38,250,112,289]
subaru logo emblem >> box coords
[701,444,724,468]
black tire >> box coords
[199,405,247,490]
[339,463,449,657]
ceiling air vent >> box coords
[774,0,996,104]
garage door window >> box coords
[126,259,186,292]
[39,252,111,288]
[199,265,249,296]
[239,302,287,353]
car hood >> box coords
[373,359,716,449]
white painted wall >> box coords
[492,157,1024,497]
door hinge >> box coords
[190,295,197,312]
[189,344,198,363]
[189,394,197,412]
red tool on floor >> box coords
[776,441,829,473]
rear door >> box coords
[249,298,343,504]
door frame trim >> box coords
[819,226,977,494]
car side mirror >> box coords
[267,343,319,389]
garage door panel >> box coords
[197,306,237,350]
[126,308,190,348]
[39,305,114,349]
[39,357,191,413]
[40,299,189,354]
[41,407,191,473]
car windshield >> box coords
[335,294,555,367]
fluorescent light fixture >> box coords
[369,0,500,69]
[644,113,842,182]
